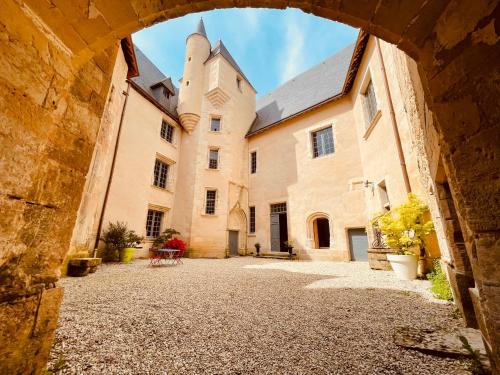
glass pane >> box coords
[210,118,221,131]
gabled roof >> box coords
[151,77,176,96]
[247,31,369,136]
[207,40,256,92]
[129,46,179,120]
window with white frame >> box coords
[205,190,217,215]
[210,117,221,132]
[249,206,256,233]
[208,148,219,169]
[363,79,378,127]
[312,126,334,158]
[250,151,257,174]
[153,159,169,189]
[146,209,164,237]
[160,120,174,143]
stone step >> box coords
[68,258,102,277]
[254,253,296,260]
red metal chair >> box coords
[172,247,185,265]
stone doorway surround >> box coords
[0,1,498,373]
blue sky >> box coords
[133,8,358,97]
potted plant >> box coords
[101,222,143,263]
[152,228,180,249]
[375,194,434,280]
[284,240,294,256]
[254,242,261,256]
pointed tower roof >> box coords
[193,17,207,38]
[207,40,256,92]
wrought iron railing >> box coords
[371,227,387,249]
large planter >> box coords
[120,247,136,263]
[387,253,418,280]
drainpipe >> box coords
[93,82,131,250]
[375,38,411,194]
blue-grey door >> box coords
[270,214,280,251]
[229,230,239,256]
[348,228,368,261]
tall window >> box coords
[210,117,221,132]
[146,209,164,237]
[205,190,217,215]
[161,120,174,143]
[209,149,219,169]
[236,77,242,90]
[363,79,378,126]
[249,206,256,233]
[378,180,391,212]
[250,151,257,174]
[153,159,169,189]
[312,126,334,158]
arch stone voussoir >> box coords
[0,0,499,372]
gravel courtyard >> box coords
[49,257,468,374]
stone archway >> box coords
[0,1,498,372]
[228,206,247,256]
[306,212,333,249]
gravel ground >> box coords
[48,257,468,374]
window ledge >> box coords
[312,152,335,160]
[206,167,220,171]
[151,185,174,193]
[201,213,218,217]
[363,110,382,140]
[248,233,256,237]
[160,138,177,148]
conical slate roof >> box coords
[194,18,207,38]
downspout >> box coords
[93,82,131,250]
[375,38,411,194]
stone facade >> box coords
[0,1,498,373]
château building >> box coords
[70,19,449,264]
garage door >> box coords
[348,228,368,261]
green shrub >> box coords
[101,222,143,262]
[427,259,453,301]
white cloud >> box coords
[279,13,306,84]
[243,8,260,34]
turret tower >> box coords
[177,18,211,133]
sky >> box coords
[133,8,358,98]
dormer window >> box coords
[163,87,170,99]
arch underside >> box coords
[1,0,499,372]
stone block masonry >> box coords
[0,0,117,372]
[0,0,498,373]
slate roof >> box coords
[130,46,179,119]
[248,43,357,136]
[194,18,207,38]
[207,40,256,92]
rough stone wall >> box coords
[383,43,479,327]
[0,0,116,372]
[67,46,129,265]
[0,0,498,373]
